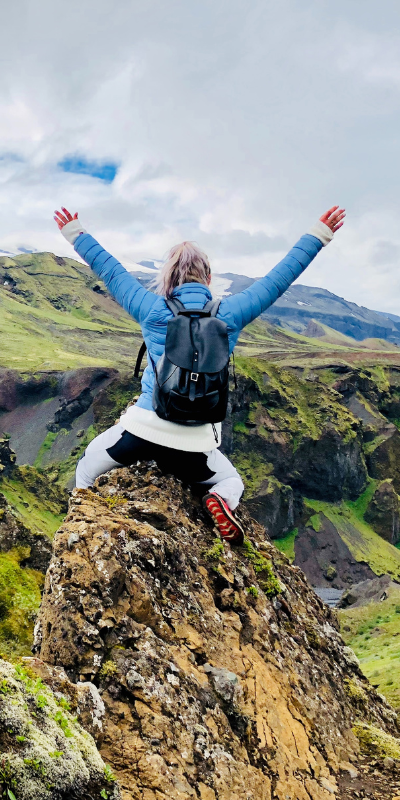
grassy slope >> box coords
[0,548,43,659]
[273,529,298,562]
[304,489,400,581]
[339,587,400,710]
[0,252,141,370]
[0,462,67,657]
[0,478,64,538]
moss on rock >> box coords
[0,659,120,799]
[231,451,272,499]
[353,721,400,759]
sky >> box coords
[1,0,400,312]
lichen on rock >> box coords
[0,658,119,799]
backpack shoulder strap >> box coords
[134,341,147,378]
[165,298,185,316]
[202,299,221,317]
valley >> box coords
[2,251,400,796]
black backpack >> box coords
[134,297,230,425]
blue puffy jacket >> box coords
[74,232,323,410]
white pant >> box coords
[76,423,244,510]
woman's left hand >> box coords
[54,207,78,230]
[320,206,346,232]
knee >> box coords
[75,455,92,489]
[232,468,244,496]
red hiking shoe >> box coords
[203,492,244,546]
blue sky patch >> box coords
[0,153,25,164]
[58,156,118,183]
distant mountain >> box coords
[138,259,163,271]
[131,262,400,345]
[218,275,400,345]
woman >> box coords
[54,204,345,544]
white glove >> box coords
[307,219,334,246]
[60,219,87,245]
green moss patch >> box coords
[346,479,378,519]
[353,721,400,759]
[273,528,298,563]
[240,539,281,597]
[0,549,43,659]
[231,452,272,499]
[0,658,113,797]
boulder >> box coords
[364,480,400,544]
[338,575,396,609]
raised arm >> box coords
[54,208,156,324]
[220,206,345,330]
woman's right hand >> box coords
[54,207,79,230]
[319,206,346,233]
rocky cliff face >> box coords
[33,463,400,800]
[224,365,367,506]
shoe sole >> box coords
[202,493,244,546]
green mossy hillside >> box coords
[0,252,141,371]
[339,585,400,710]
[37,426,97,489]
[0,466,66,538]
[0,548,43,659]
[304,495,400,581]
[234,356,360,445]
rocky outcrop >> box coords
[48,368,118,432]
[243,476,295,539]
[367,427,400,494]
[0,437,16,476]
[364,480,400,544]
[338,574,395,609]
[225,368,367,502]
[33,464,400,800]
[0,657,119,799]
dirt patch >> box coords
[295,514,375,588]
[337,754,400,798]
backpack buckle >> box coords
[190,372,199,382]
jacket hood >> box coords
[171,283,213,303]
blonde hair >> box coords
[152,241,211,298]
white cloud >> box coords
[1,0,400,312]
